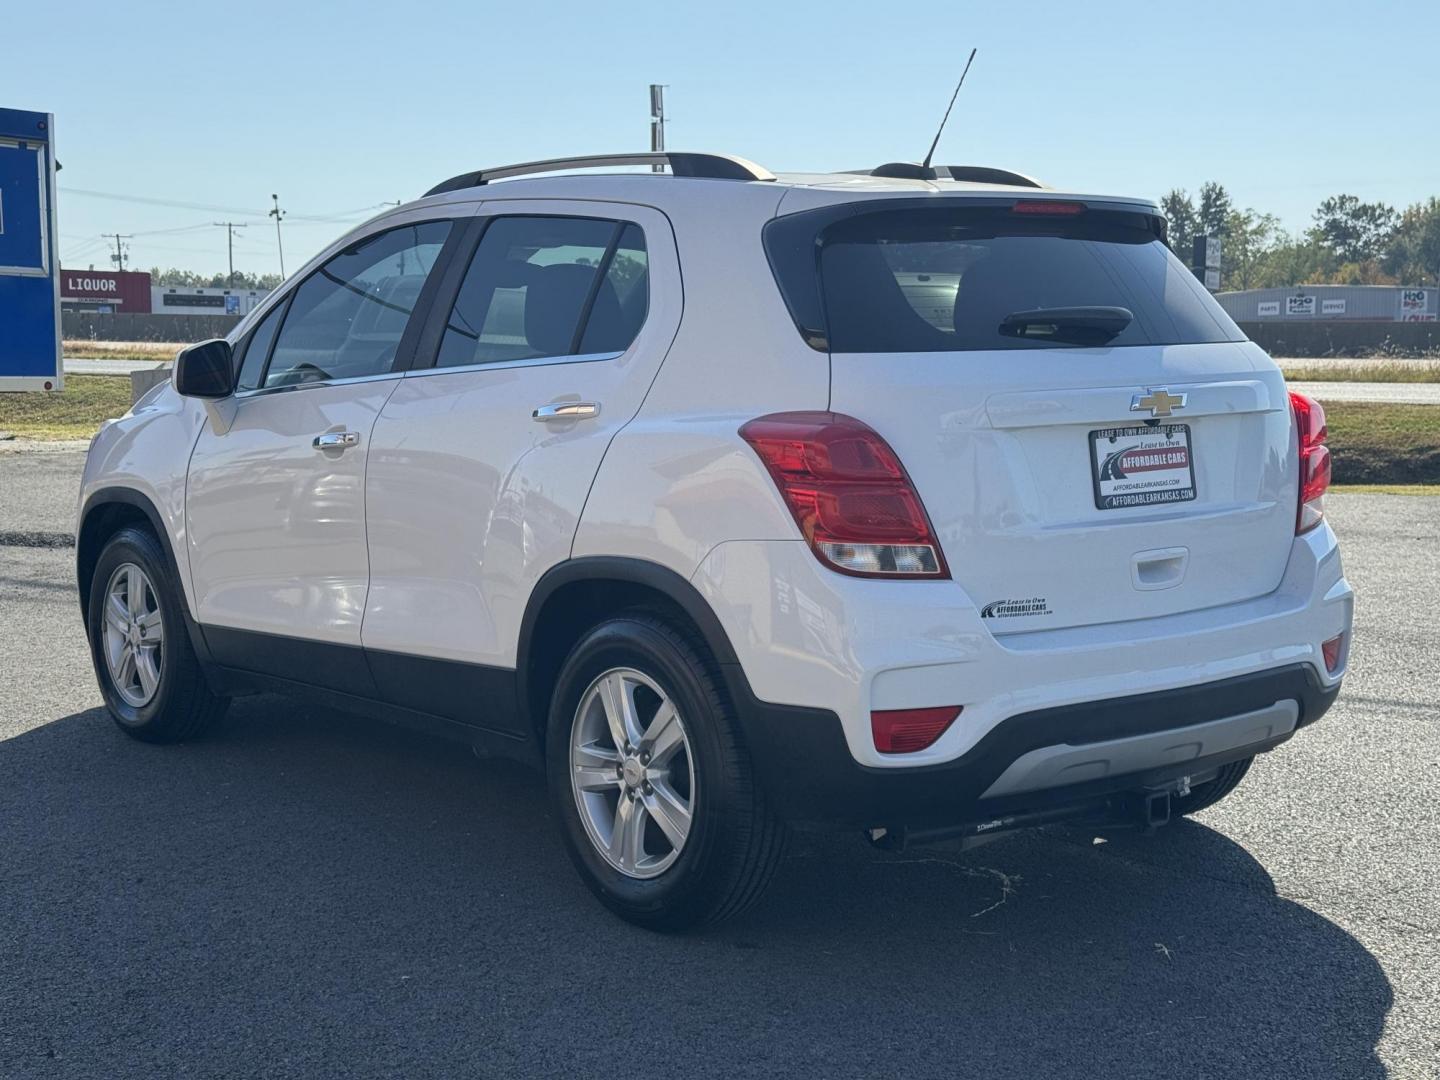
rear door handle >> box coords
[313,431,360,450]
[533,401,600,422]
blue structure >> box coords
[0,107,60,392]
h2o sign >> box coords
[1398,289,1434,321]
[1286,295,1316,316]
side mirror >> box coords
[173,339,235,399]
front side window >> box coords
[436,216,648,368]
[263,220,452,387]
[233,299,285,392]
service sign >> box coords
[1286,296,1316,316]
[1322,299,1347,315]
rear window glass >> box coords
[774,205,1245,353]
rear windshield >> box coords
[765,203,1245,353]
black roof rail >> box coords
[935,165,1045,188]
[866,162,1046,188]
[425,152,775,197]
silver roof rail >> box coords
[425,152,775,197]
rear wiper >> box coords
[998,306,1133,346]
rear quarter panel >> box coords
[573,183,825,579]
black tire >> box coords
[86,525,228,743]
[1172,756,1254,816]
[545,614,786,931]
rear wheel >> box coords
[87,526,228,743]
[546,615,786,930]
[1172,756,1254,816]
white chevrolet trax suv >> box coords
[78,152,1352,929]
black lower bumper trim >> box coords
[729,663,1338,829]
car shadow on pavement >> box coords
[1,697,1391,1080]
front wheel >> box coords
[546,615,786,931]
[87,526,228,743]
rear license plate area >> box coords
[1089,424,1197,509]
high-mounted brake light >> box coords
[739,412,949,578]
[1011,200,1086,216]
[872,706,962,754]
[1290,391,1331,534]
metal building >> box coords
[1215,284,1437,323]
[151,285,269,317]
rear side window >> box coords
[436,216,648,368]
[768,204,1245,353]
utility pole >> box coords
[103,233,132,271]
[268,194,287,278]
[649,84,667,172]
[212,221,247,287]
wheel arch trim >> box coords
[77,486,214,665]
[516,556,742,730]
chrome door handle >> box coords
[313,431,360,450]
[532,401,600,422]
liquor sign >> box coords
[60,268,153,312]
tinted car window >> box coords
[436,216,646,368]
[234,299,285,392]
[263,220,451,387]
[771,205,1244,353]
[579,223,648,354]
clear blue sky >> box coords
[6,0,1437,278]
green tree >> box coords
[1383,197,1440,284]
[1220,207,1280,291]
[1160,189,1198,259]
[1197,182,1234,238]
[1248,233,1333,289]
[147,267,281,291]
[1311,194,1398,264]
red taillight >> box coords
[1011,200,1086,216]
[1322,634,1345,674]
[872,706,962,754]
[1290,391,1331,534]
[739,412,949,578]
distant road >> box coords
[1287,380,1440,405]
[64,358,169,376]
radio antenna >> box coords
[920,48,977,171]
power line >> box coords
[59,185,397,222]
[212,221,247,287]
[102,233,132,271]
[269,194,287,278]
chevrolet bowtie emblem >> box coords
[1131,388,1188,418]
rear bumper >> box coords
[692,522,1352,771]
[730,662,1338,829]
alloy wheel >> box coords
[569,667,696,879]
[101,562,165,709]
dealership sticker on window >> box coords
[1089,424,1197,509]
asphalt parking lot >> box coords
[1,450,1436,1079]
